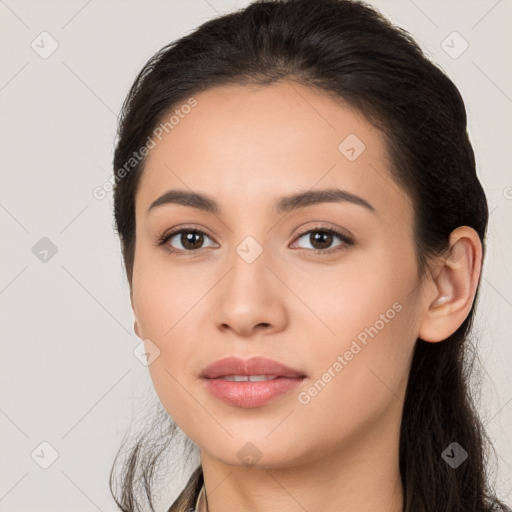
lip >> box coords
[200,356,306,379]
[201,356,307,408]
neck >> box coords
[199,402,404,512]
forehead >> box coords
[136,81,412,225]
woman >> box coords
[109,0,510,510]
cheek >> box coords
[300,249,418,414]
[133,276,198,371]
[300,262,413,354]
[132,250,195,339]
[133,290,202,431]
[131,257,204,395]
[288,301,415,455]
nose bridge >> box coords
[227,230,272,296]
[212,226,287,335]
[224,209,273,274]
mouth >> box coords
[200,356,307,408]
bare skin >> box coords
[129,80,482,512]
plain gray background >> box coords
[1,0,511,510]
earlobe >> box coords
[417,227,482,343]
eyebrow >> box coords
[146,188,377,216]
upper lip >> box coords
[200,356,307,379]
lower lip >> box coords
[202,376,305,408]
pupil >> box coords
[312,231,332,249]
[182,231,203,250]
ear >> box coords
[130,289,142,339]
[418,226,483,343]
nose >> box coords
[212,250,288,339]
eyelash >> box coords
[156,225,354,256]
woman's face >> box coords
[130,81,426,468]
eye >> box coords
[156,225,354,256]
[156,227,217,255]
[291,227,354,254]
